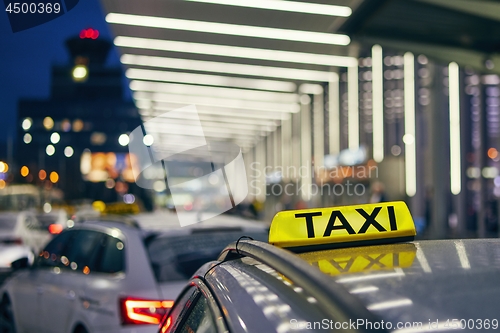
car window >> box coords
[177,294,216,333]
[62,230,103,272]
[25,215,42,230]
[146,230,268,282]
[38,229,78,267]
[161,287,198,333]
[0,216,17,230]
[94,234,125,274]
[36,213,61,229]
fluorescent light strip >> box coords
[142,117,269,132]
[281,118,292,181]
[256,140,267,201]
[313,92,325,168]
[372,45,384,162]
[301,101,312,201]
[130,80,298,103]
[367,299,413,311]
[349,286,379,294]
[154,133,255,146]
[185,0,352,17]
[144,123,257,139]
[142,119,263,135]
[126,68,296,92]
[329,73,340,154]
[117,38,356,68]
[273,130,279,168]
[449,62,461,195]
[299,83,323,95]
[336,271,405,283]
[145,123,259,137]
[144,104,288,121]
[404,52,416,197]
[152,141,254,154]
[348,65,359,150]
[133,92,298,113]
[122,52,334,82]
[454,240,470,269]
[106,13,350,45]
[140,108,278,127]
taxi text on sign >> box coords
[269,201,416,249]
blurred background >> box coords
[1,0,500,239]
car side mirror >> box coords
[11,258,30,270]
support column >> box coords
[281,116,292,182]
[329,73,340,155]
[429,63,449,239]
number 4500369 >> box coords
[444,319,499,330]
[5,2,61,14]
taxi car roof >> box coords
[325,239,500,326]
[218,238,500,331]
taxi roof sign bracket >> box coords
[269,201,416,252]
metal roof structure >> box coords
[99,0,500,158]
[99,0,361,156]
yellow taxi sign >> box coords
[269,201,416,251]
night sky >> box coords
[0,0,125,148]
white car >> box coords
[0,211,52,263]
[0,245,34,271]
[0,212,268,333]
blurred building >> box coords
[16,29,146,206]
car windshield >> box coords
[0,216,17,230]
[36,214,59,228]
[146,229,268,282]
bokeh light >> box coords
[20,166,29,177]
[49,171,59,183]
[43,117,54,130]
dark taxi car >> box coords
[159,201,500,333]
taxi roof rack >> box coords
[219,239,389,333]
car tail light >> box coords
[1,238,23,245]
[48,224,63,234]
[119,298,174,325]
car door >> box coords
[39,229,103,333]
[10,229,75,333]
[80,233,127,331]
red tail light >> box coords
[1,238,23,245]
[119,298,174,325]
[48,224,63,234]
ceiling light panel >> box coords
[129,80,299,103]
[106,13,350,45]
[126,68,297,92]
[184,0,352,17]
[117,39,355,67]
[141,116,270,132]
[139,109,278,127]
[133,92,299,113]
[121,53,339,81]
